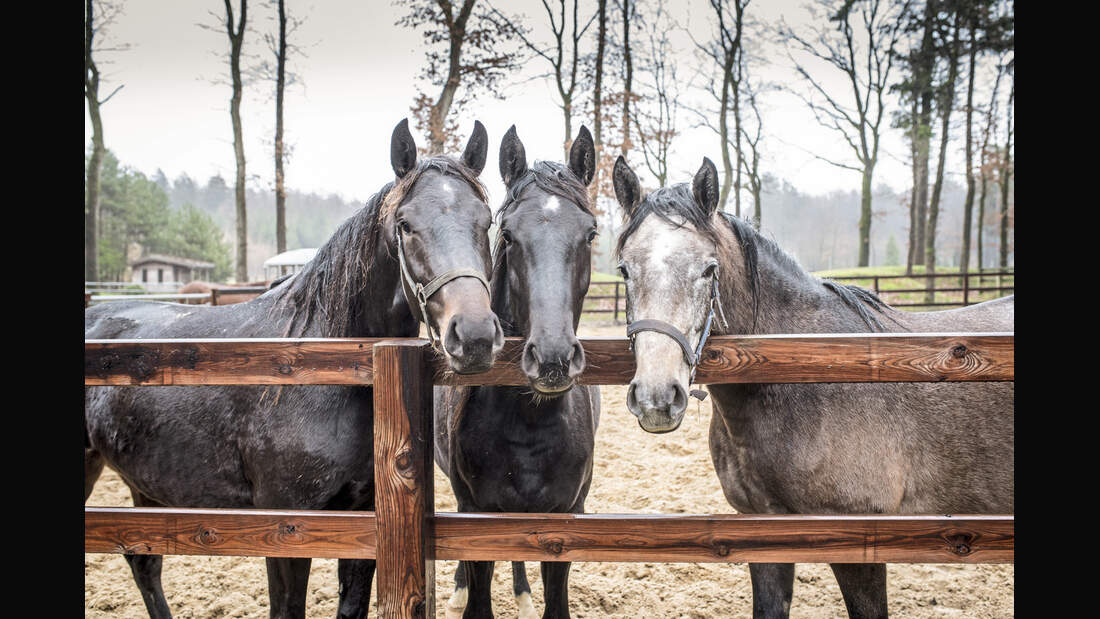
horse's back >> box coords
[894,294,1013,333]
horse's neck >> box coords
[721,235,887,335]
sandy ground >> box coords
[85,323,1013,618]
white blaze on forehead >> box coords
[543,195,561,213]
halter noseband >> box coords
[626,275,728,401]
[396,229,491,350]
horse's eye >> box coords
[398,220,412,234]
[501,230,514,245]
[702,262,718,279]
[617,262,629,280]
[586,229,598,244]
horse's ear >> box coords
[692,157,720,215]
[390,118,417,179]
[461,120,489,176]
[613,156,642,218]
[568,125,596,186]
[499,125,528,187]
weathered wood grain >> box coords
[431,513,1014,564]
[84,338,376,385]
[86,333,1014,386]
[373,341,435,619]
[84,507,376,559]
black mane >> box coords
[278,156,486,337]
[615,183,892,332]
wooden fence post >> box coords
[211,289,219,306]
[373,340,435,619]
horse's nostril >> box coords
[626,382,642,417]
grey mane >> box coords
[617,182,894,333]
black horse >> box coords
[434,126,600,619]
[84,119,504,619]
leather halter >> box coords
[626,275,728,401]
[396,230,491,350]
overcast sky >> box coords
[86,0,977,209]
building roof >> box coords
[130,253,216,269]
[263,247,318,268]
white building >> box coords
[263,248,318,280]
[130,254,216,291]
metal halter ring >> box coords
[396,230,491,350]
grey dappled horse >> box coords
[612,156,1013,619]
[85,119,504,619]
[435,126,600,619]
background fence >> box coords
[87,270,1014,316]
[85,332,1014,618]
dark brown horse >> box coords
[435,126,600,619]
[612,156,1013,618]
[84,119,504,619]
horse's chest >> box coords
[456,423,588,512]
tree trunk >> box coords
[959,20,977,275]
[976,173,987,272]
[227,0,248,282]
[999,81,1013,268]
[731,0,745,219]
[590,0,606,206]
[85,0,102,282]
[913,0,935,273]
[906,95,918,275]
[925,11,962,298]
[621,0,633,156]
[717,52,734,211]
[86,85,104,282]
[274,0,287,254]
[858,164,873,267]
[429,1,475,155]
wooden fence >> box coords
[84,333,1014,618]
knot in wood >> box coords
[944,532,974,556]
[280,523,298,535]
[277,363,294,375]
[394,450,415,476]
[199,528,219,544]
[712,541,732,557]
[540,537,564,555]
[951,344,968,359]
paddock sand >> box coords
[85,324,1014,618]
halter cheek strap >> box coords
[396,230,492,350]
[626,276,728,401]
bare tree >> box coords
[998,70,1013,268]
[590,0,608,206]
[84,0,126,281]
[250,0,306,254]
[630,0,681,187]
[487,0,597,160]
[691,0,748,214]
[976,57,1005,273]
[398,0,521,154]
[739,76,768,229]
[621,0,635,157]
[923,5,962,288]
[209,0,250,282]
[780,0,909,267]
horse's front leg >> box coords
[749,563,795,619]
[265,557,312,619]
[830,563,888,619]
[539,561,572,619]
[336,558,376,619]
[460,560,496,619]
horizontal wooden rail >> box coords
[85,508,1012,564]
[85,507,377,559]
[85,333,1014,387]
[89,293,212,302]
